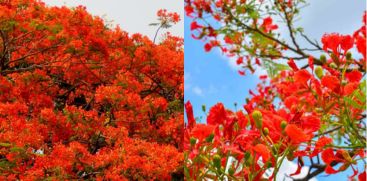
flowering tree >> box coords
[0,0,183,180]
[184,0,366,180]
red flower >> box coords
[294,69,311,84]
[253,144,270,163]
[316,137,333,149]
[321,148,354,175]
[191,124,215,141]
[355,35,366,59]
[259,75,267,80]
[190,21,203,30]
[321,148,335,164]
[285,124,312,144]
[311,137,333,156]
[236,57,244,65]
[308,56,314,70]
[340,35,354,52]
[325,165,339,174]
[358,171,366,181]
[207,103,226,125]
[284,96,298,109]
[322,33,341,54]
[345,70,362,82]
[287,58,299,71]
[322,34,354,54]
[224,36,234,44]
[261,17,278,33]
[185,5,194,17]
[236,111,248,129]
[302,115,320,132]
[344,82,359,95]
[185,101,196,129]
[321,75,340,90]
[204,43,212,52]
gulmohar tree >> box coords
[0,0,183,180]
[184,0,366,180]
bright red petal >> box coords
[358,171,366,181]
[285,124,312,144]
[253,144,271,163]
[294,69,311,84]
[207,103,226,125]
[321,148,335,164]
[325,165,339,174]
[346,70,362,82]
[185,101,196,128]
[321,75,340,90]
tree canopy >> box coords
[0,0,183,180]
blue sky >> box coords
[184,0,365,118]
[184,0,366,180]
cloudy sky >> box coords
[43,0,184,40]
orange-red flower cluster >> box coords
[0,0,183,180]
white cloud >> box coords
[264,159,317,181]
[227,56,241,71]
[215,45,269,78]
[192,86,204,96]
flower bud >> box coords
[190,137,197,146]
[202,105,206,112]
[340,150,354,163]
[329,62,337,69]
[315,66,323,79]
[244,151,251,160]
[266,162,272,168]
[320,54,327,63]
[213,154,222,169]
[280,120,287,130]
[287,151,295,161]
[252,110,263,129]
[341,80,348,86]
[263,127,269,136]
[205,133,214,143]
[244,152,253,165]
[346,52,352,61]
[228,167,235,175]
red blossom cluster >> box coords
[0,0,183,180]
[157,9,181,24]
[184,0,366,180]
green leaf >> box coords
[205,133,214,143]
[51,24,63,34]
[10,147,24,153]
[149,23,160,26]
[344,97,363,109]
[0,160,15,169]
[296,27,304,33]
[263,61,290,78]
[0,143,11,147]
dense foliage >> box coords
[184,0,366,180]
[0,0,183,180]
